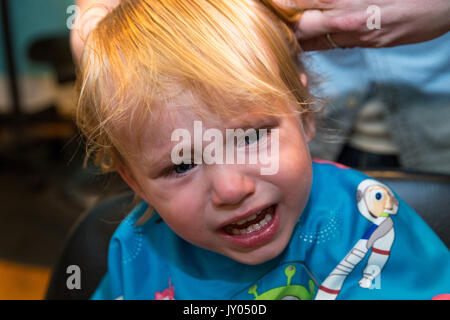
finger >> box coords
[296,8,373,41]
[294,9,332,41]
[271,0,325,9]
[77,4,115,41]
[298,36,334,51]
[299,32,362,51]
[292,0,336,10]
[330,30,386,48]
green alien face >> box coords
[248,265,315,300]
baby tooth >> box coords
[253,222,262,231]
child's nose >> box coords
[211,167,255,207]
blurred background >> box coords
[0,0,127,299]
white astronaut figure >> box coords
[315,179,399,300]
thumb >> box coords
[77,6,110,44]
[295,9,332,40]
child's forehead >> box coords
[115,83,294,161]
[143,105,276,141]
[121,100,281,160]
[140,88,282,132]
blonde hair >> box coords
[76,0,313,173]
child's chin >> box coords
[223,239,288,265]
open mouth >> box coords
[219,204,280,249]
[223,205,276,236]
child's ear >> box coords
[300,72,308,88]
[302,112,315,142]
[298,72,315,142]
[117,164,146,199]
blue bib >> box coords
[92,161,450,300]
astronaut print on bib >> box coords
[315,179,399,300]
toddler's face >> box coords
[118,104,314,265]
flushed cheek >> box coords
[168,208,204,234]
[161,211,214,250]
[167,214,210,245]
[149,193,208,240]
[275,132,312,193]
[277,151,312,195]
[274,159,312,225]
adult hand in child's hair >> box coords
[275,0,450,50]
[70,0,120,63]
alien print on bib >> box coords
[231,262,318,300]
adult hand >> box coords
[70,0,120,63]
[274,0,450,50]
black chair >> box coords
[45,170,450,300]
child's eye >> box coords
[173,162,196,175]
[162,162,197,178]
[244,129,269,145]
